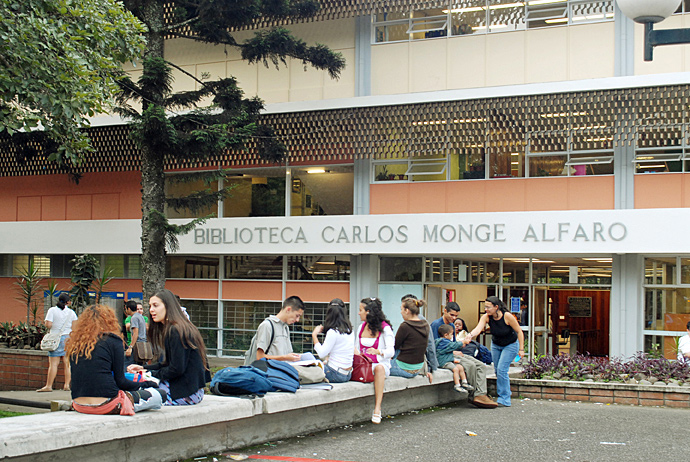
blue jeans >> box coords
[491,340,519,406]
[324,363,352,383]
[389,359,420,378]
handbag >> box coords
[133,341,154,361]
[40,317,70,352]
[351,354,375,383]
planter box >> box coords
[499,377,690,408]
[0,348,65,391]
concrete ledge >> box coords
[0,370,460,462]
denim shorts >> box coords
[48,335,69,357]
[324,363,352,383]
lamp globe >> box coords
[616,0,681,23]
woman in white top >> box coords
[312,298,354,383]
[37,293,78,392]
[355,297,394,424]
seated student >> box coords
[311,298,354,383]
[68,305,165,415]
[128,289,210,406]
[401,294,439,375]
[390,297,433,383]
[435,324,475,393]
[454,318,469,342]
[245,296,305,364]
[430,302,461,340]
[355,297,394,424]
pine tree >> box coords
[118,1,345,301]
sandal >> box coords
[37,387,53,393]
[371,412,382,424]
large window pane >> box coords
[223,168,286,217]
[165,176,218,219]
[287,256,350,281]
[451,1,487,36]
[166,256,219,279]
[222,301,281,355]
[225,255,283,280]
[644,288,690,331]
[380,257,422,282]
[291,165,353,216]
[645,257,676,285]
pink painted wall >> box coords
[0,171,142,221]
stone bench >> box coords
[0,370,461,462]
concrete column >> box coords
[610,254,644,358]
[353,158,371,215]
[614,3,635,77]
[355,15,372,97]
[349,255,378,327]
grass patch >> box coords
[0,410,31,418]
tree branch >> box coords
[164,16,200,33]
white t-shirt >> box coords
[314,329,354,370]
[678,334,690,361]
[45,307,78,335]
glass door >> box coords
[530,286,553,358]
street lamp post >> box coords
[616,0,689,61]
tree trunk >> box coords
[139,0,166,305]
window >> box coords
[165,174,218,219]
[223,167,286,218]
[166,256,219,279]
[225,255,283,280]
[373,1,615,43]
[290,165,353,216]
[380,257,423,282]
[287,256,350,281]
[643,257,690,359]
[181,299,219,355]
[103,255,142,278]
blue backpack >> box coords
[477,343,493,365]
[210,365,273,397]
[252,358,300,393]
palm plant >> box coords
[14,261,44,324]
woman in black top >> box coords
[128,289,210,405]
[465,296,524,407]
[67,305,165,415]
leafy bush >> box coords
[0,321,47,349]
[523,353,690,384]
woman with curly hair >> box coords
[67,305,165,415]
[128,289,210,405]
[312,298,354,383]
[355,297,394,424]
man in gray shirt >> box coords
[255,296,305,362]
[124,300,148,365]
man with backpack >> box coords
[245,296,305,364]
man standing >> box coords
[431,301,497,409]
[245,296,305,364]
[124,300,148,365]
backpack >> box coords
[243,319,275,366]
[210,365,273,397]
[477,343,493,365]
[251,358,300,393]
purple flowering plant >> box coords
[522,353,690,383]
